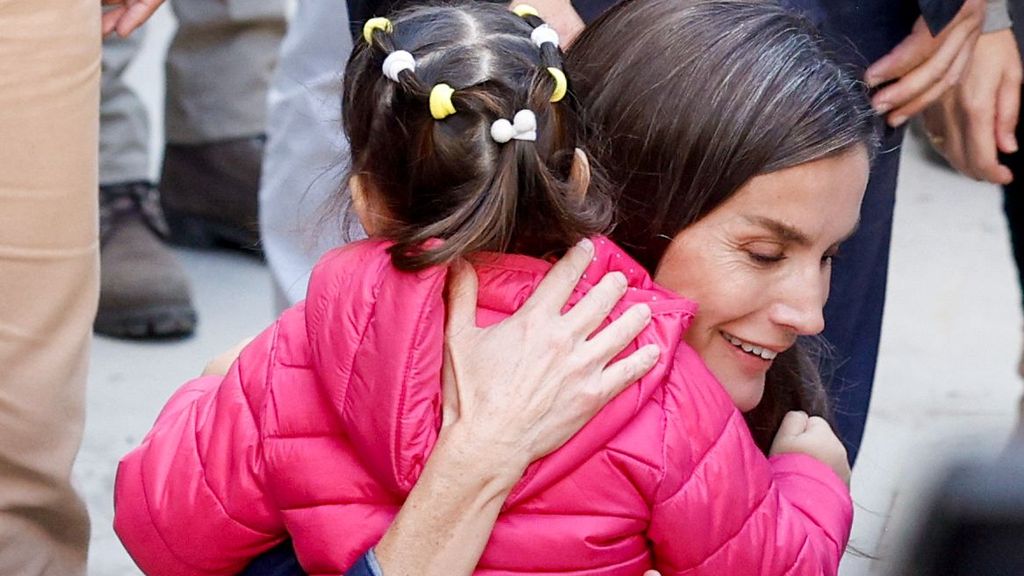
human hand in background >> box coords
[770,411,851,486]
[441,239,659,480]
[102,0,166,37]
[866,0,986,127]
[201,336,254,376]
[511,0,585,46]
[921,28,1022,184]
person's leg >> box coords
[161,0,287,252]
[100,31,150,187]
[260,0,356,307]
[98,28,197,339]
[821,127,905,465]
[0,0,98,572]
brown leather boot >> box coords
[95,182,197,339]
[160,136,264,255]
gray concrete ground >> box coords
[77,6,1024,574]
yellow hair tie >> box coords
[362,17,393,44]
[547,67,567,103]
[429,83,457,120]
[512,4,540,18]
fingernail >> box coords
[864,73,878,88]
[889,115,907,128]
[873,101,892,115]
[637,303,652,323]
[610,271,627,289]
[642,344,660,362]
[577,238,593,253]
[1009,136,1019,153]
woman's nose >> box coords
[770,269,828,336]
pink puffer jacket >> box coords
[114,238,852,576]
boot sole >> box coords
[165,212,263,258]
[94,305,197,340]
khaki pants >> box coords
[0,0,99,572]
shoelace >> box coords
[98,182,170,244]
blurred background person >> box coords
[97,0,286,339]
[920,0,1022,425]
[0,0,162,572]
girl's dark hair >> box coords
[568,0,880,452]
[343,1,611,270]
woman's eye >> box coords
[747,251,785,264]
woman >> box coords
[168,0,874,573]
[365,1,874,573]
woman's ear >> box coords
[568,148,592,200]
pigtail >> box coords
[344,2,612,272]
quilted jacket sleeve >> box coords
[648,346,852,576]
[114,323,287,576]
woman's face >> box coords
[653,147,869,411]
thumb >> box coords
[445,258,480,336]
[643,572,662,576]
[776,410,810,439]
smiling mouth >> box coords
[721,331,778,361]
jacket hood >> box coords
[305,238,697,504]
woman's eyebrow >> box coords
[743,216,810,246]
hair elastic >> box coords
[546,67,567,103]
[530,24,560,48]
[512,4,540,18]
[382,50,415,82]
[429,84,457,120]
[491,110,537,143]
[362,17,393,44]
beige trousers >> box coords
[0,0,99,572]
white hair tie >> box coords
[382,50,415,82]
[531,24,560,48]
[491,110,537,144]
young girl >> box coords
[115,3,855,575]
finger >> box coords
[776,410,810,438]
[101,7,127,35]
[886,43,973,127]
[440,344,462,426]
[115,0,164,37]
[643,571,663,576]
[875,23,972,121]
[865,18,935,89]
[525,238,594,314]
[961,83,1005,182]
[597,344,660,401]
[805,415,833,432]
[562,271,627,337]
[444,258,480,337]
[995,69,1021,155]
[585,303,651,362]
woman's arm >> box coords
[375,240,659,575]
[222,240,657,576]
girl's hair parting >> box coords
[342,1,612,271]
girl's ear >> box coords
[568,148,592,200]
[350,174,385,236]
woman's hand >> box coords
[769,411,851,486]
[921,28,1022,184]
[375,239,660,576]
[865,0,986,127]
[102,0,166,37]
[440,238,660,479]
